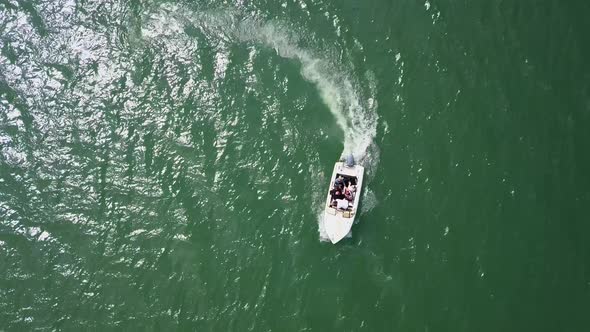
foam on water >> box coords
[234,20,378,161]
[360,188,378,216]
[316,210,330,242]
[232,19,379,242]
[143,5,378,161]
[143,5,379,242]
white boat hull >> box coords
[323,162,364,243]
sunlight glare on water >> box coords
[1,0,589,330]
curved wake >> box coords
[143,5,378,161]
[142,6,379,242]
[234,20,378,161]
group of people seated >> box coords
[329,175,357,210]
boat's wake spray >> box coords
[142,5,380,241]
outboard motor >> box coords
[344,154,355,167]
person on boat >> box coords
[344,187,353,201]
[329,188,338,200]
[334,175,345,190]
[332,190,345,200]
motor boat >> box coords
[324,154,364,243]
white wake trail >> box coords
[234,19,377,161]
[144,6,378,161]
[143,6,380,242]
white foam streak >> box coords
[143,6,380,242]
[144,6,378,161]
[235,20,377,160]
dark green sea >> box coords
[1,0,589,331]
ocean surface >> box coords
[1,0,589,330]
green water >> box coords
[1,0,589,330]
